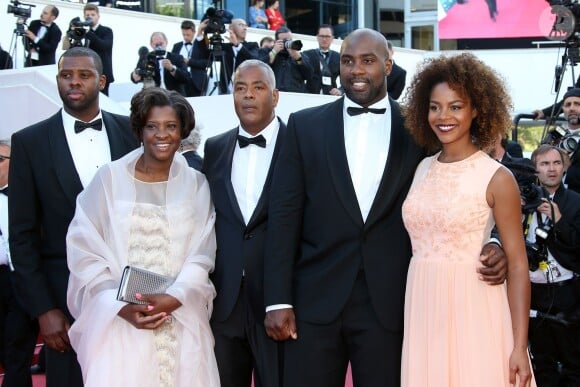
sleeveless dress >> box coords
[401,151,535,386]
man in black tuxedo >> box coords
[203,59,283,387]
[131,32,190,96]
[0,44,13,70]
[215,19,260,95]
[83,4,114,96]
[171,20,208,97]
[263,29,507,387]
[302,24,341,96]
[8,47,139,387]
[386,41,406,100]
[24,5,61,67]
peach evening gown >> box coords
[401,150,535,386]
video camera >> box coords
[543,126,580,154]
[547,0,580,43]
[202,0,233,35]
[135,46,166,89]
[67,17,93,45]
[6,0,35,36]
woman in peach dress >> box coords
[401,53,535,387]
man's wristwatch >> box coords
[296,56,303,64]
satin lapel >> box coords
[247,118,285,229]
[48,111,83,207]
[326,99,364,227]
[220,130,245,225]
[365,99,407,228]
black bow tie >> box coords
[184,42,192,46]
[237,134,266,148]
[346,107,387,116]
[74,119,103,133]
[0,187,7,196]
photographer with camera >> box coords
[23,5,61,67]
[524,144,580,386]
[259,26,312,93]
[534,88,580,193]
[131,32,190,96]
[171,20,209,97]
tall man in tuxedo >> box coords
[172,20,208,97]
[24,5,61,67]
[263,29,507,387]
[203,59,283,387]
[83,4,114,96]
[131,32,190,96]
[302,24,341,96]
[8,47,139,387]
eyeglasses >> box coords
[0,156,10,162]
[317,35,333,39]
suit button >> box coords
[244,233,254,240]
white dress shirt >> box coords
[62,110,112,188]
[343,95,391,221]
[231,117,279,225]
[0,187,10,268]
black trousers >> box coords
[282,270,403,387]
[529,277,580,387]
[211,280,282,387]
[0,265,38,387]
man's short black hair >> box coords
[181,20,195,30]
[59,47,103,76]
[275,26,291,40]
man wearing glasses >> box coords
[303,24,341,96]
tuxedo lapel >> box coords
[217,131,245,225]
[365,100,408,228]
[246,119,286,229]
[48,111,83,207]
[102,111,130,160]
[325,99,364,227]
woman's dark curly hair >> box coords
[130,87,195,141]
[403,53,512,154]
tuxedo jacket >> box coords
[86,25,114,84]
[172,40,208,97]
[0,49,13,70]
[203,119,286,322]
[130,51,190,96]
[217,41,260,94]
[8,110,139,320]
[25,20,62,66]
[302,48,340,95]
[387,62,407,100]
[264,98,424,331]
[546,185,580,273]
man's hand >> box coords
[329,88,342,96]
[288,48,301,61]
[24,30,36,41]
[197,19,209,37]
[264,308,298,341]
[227,28,239,46]
[38,309,72,352]
[532,109,545,120]
[537,198,561,223]
[161,58,174,71]
[477,243,508,284]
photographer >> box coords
[23,5,61,67]
[82,4,114,96]
[533,88,580,193]
[131,32,190,96]
[525,144,580,386]
[259,26,313,93]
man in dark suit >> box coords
[263,29,507,387]
[215,19,259,95]
[203,59,283,387]
[0,44,13,70]
[8,47,139,387]
[24,5,61,67]
[302,24,341,96]
[131,32,190,96]
[83,4,114,96]
[172,20,208,97]
[386,40,406,100]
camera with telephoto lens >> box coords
[134,46,166,89]
[283,39,303,51]
[67,17,93,45]
[542,126,580,154]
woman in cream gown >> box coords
[66,88,220,387]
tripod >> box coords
[5,19,28,69]
[204,33,230,96]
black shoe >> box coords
[30,364,45,374]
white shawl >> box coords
[66,148,219,387]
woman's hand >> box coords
[136,293,182,316]
[117,303,169,330]
[509,348,533,387]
